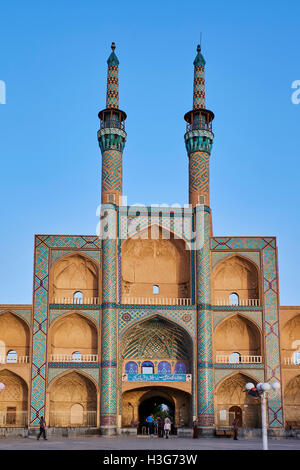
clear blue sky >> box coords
[0,0,299,305]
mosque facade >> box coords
[0,43,299,436]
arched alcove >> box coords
[121,316,193,373]
[50,254,99,301]
[50,313,98,361]
[215,373,261,428]
[0,312,30,362]
[284,375,300,423]
[212,255,259,304]
[121,226,190,299]
[49,371,97,427]
[0,370,28,427]
[214,314,262,360]
[281,315,300,360]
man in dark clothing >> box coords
[37,416,47,440]
[157,417,164,438]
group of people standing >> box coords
[146,414,172,438]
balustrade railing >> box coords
[51,297,99,305]
[213,299,260,307]
[216,355,262,364]
[122,297,192,306]
[0,411,28,427]
[49,411,97,427]
[283,357,300,366]
[0,356,30,364]
[50,354,98,363]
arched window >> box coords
[125,361,138,374]
[229,293,239,306]
[153,285,159,295]
[157,361,171,374]
[74,291,83,304]
[229,352,241,364]
[174,361,187,374]
[142,361,154,374]
[6,350,17,363]
[72,351,82,362]
[293,351,300,365]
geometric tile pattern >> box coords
[0,307,32,327]
[193,65,205,110]
[189,151,210,203]
[49,308,100,326]
[50,249,101,267]
[102,149,122,193]
[196,207,214,424]
[118,307,196,338]
[211,250,260,269]
[100,208,118,427]
[213,310,263,330]
[211,236,284,428]
[118,208,193,245]
[47,367,100,385]
[214,368,265,388]
[106,65,119,109]
[30,234,101,426]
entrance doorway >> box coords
[229,406,243,427]
[138,394,175,435]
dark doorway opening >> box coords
[138,395,175,435]
[229,406,243,427]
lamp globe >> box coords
[256,382,264,392]
[245,383,255,391]
[262,383,271,391]
[271,382,280,391]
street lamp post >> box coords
[245,381,280,450]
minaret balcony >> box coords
[184,128,214,154]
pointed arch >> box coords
[49,312,98,361]
[48,370,97,427]
[214,313,262,358]
[121,225,191,300]
[49,252,99,301]
[215,372,261,428]
[0,311,30,360]
[0,369,29,426]
[212,254,260,305]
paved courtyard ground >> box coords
[0,435,299,450]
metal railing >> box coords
[213,299,260,307]
[0,411,28,427]
[49,411,97,427]
[51,297,99,305]
[122,297,192,306]
[50,354,98,363]
[0,356,30,364]
[216,355,262,364]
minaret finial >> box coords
[106,42,119,109]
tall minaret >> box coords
[97,43,126,435]
[184,44,214,212]
[186,46,215,430]
[97,42,127,206]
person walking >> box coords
[146,413,154,438]
[157,416,164,438]
[37,416,47,440]
[232,417,239,440]
[164,417,171,439]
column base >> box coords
[197,427,215,438]
[100,426,117,436]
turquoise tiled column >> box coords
[100,205,118,434]
[195,205,214,427]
